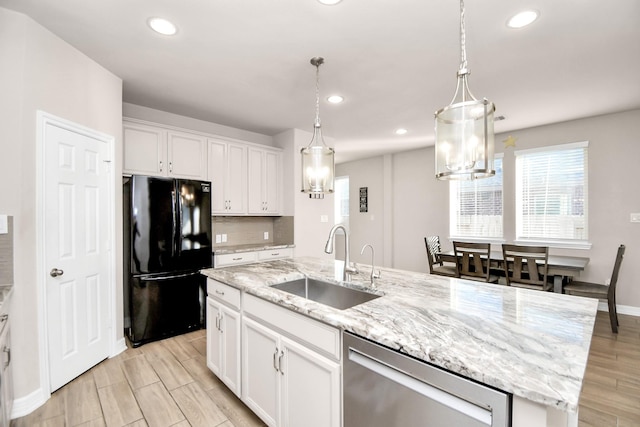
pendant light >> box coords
[301,57,335,199]
[434,0,495,180]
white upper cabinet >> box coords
[248,147,282,215]
[123,120,207,180]
[209,138,248,215]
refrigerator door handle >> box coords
[138,271,200,281]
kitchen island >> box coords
[201,256,598,427]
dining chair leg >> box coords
[608,297,618,334]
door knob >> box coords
[50,268,64,277]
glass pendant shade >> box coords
[301,57,335,199]
[301,124,335,198]
[434,0,496,181]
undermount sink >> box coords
[270,277,381,310]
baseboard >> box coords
[111,337,128,358]
[598,302,640,317]
[11,387,50,419]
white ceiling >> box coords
[2,0,639,163]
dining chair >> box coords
[452,241,499,283]
[564,244,625,333]
[501,244,550,291]
[424,236,457,277]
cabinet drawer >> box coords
[207,279,241,310]
[257,248,293,261]
[244,294,340,361]
[214,252,258,267]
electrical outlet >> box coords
[221,234,228,243]
[320,215,328,223]
[215,234,222,243]
[630,213,640,223]
[264,231,269,240]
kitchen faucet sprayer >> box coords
[325,224,359,282]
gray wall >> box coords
[338,109,640,311]
[0,7,123,401]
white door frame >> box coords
[35,111,117,399]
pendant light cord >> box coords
[459,0,467,71]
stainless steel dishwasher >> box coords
[343,332,511,427]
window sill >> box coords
[514,239,592,250]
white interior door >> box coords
[43,120,112,391]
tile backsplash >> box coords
[0,216,13,284]
[212,216,294,248]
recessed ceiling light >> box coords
[327,95,344,104]
[317,0,342,5]
[148,17,178,36]
[507,10,539,29]
[395,128,408,135]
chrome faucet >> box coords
[360,244,381,287]
[325,224,359,282]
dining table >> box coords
[440,250,590,293]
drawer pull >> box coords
[215,289,225,296]
[271,253,280,256]
[273,349,279,372]
[232,257,242,261]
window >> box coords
[515,142,588,243]
[334,176,349,227]
[450,156,503,239]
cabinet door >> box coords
[208,140,228,214]
[247,148,264,214]
[280,336,341,427]
[167,131,208,179]
[263,150,281,214]
[226,143,248,214]
[206,298,222,376]
[248,148,281,215]
[123,122,166,176]
[242,317,280,427]
[220,304,241,397]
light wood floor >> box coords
[11,311,640,427]
[11,329,266,427]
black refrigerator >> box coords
[123,175,213,347]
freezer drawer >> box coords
[127,272,205,347]
[343,332,511,427]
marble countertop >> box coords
[0,284,13,312]
[212,244,295,255]
[201,256,598,413]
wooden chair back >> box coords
[452,241,492,281]
[607,244,625,301]
[425,236,442,269]
[502,244,549,290]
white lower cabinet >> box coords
[241,317,340,427]
[206,281,241,397]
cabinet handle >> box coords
[159,161,163,172]
[0,314,7,323]
[271,253,280,256]
[232,257,242,261]
[219,314,223,333]
[273,349,279,372]
[169,161,173,172]
[278,350,285,375]
[215,289,225,296]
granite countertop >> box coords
[0,284,13,311]
[200,256,598,413]
[213,244,295,255]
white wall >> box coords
[0,6,123,404]
[123,103,274,147]
[337,109,640,310]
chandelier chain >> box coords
[314,62,321,126]
[459,0,467,71]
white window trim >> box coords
[514,140,588,156]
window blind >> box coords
[515,142,588,242]
[450,156,503,239]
